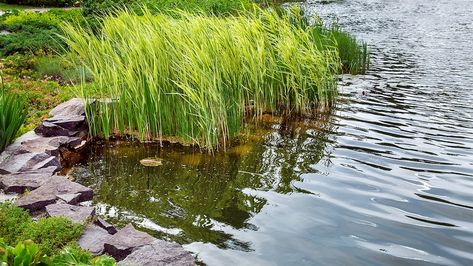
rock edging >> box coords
[0,98,195,265]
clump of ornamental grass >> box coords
[0,72,27,152]
[282,7,369,74]
[61,6,342,150]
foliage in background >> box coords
[0,55,79,133]
[0,9,85,56]
[0,72,27,152]
[0,0,76,7]
[82,0,253,16]
[62,6,341,150]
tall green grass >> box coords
[61,7,344,150]
[281,8,369,74]
[0,73,27,152]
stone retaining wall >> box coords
[0,98,195,265]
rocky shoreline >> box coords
[0,98,195,265]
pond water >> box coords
[71,0,473,265]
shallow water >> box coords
[71,0,473,265]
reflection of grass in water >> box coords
[72,114,335,248]
[229,144,253,156]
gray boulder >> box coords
[103,224,156,261]
[95,217,117,234]
[16,176,93,211]
[0,166,57,193]
[119,240,195,266]
[50,98,85,117]
[35,122,76,137]
[78,225,111,255]
[46,203,95,223]
[0,152,60,174]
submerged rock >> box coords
[16,176,93,211]
[103,224,156,261]
[119,240,195,266]
[46,203,95,223]
[140,158,163,167]
[78,224,111,255]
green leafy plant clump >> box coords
[62,6,342,150]
[0,240,116,266]
[82,0,253,16]
[0,203,82,256]
[0,73,27,152]
[0,0,76,8]
[0,203,116,265]
[0,9,86,56]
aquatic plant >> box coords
[62,7,342,150]
[280,6,369,74]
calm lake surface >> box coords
[71,0,473,265]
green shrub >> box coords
[0,9,86,56]
[0,75,28,152]
[0,203,31,244]
[82,0,252,16]
[0,0,76,7]
[20,217,83,256]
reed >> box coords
[61,7,342,150]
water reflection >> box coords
[72,115,335,250]
[72,0,473,264]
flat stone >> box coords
[78,225,111,255]
[0,131,40,157]
[0,166,57,193]
[95,217,117,234]
[0,192,18,203]
[57,193,81,205]
[50,98,85,117]
[44,116,86,132]
[18,136,82,156]
[35,122,75,137]
[46,203,95,223]
[16,176,93,211]
[0,152,60,174]
[103,224,156,261]
[19,154,60,172]
[119,240,195,266]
